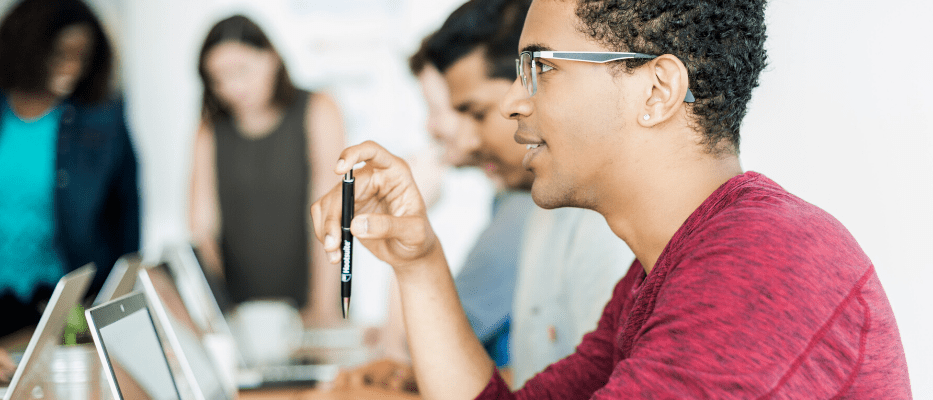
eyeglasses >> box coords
[515,51,695,102]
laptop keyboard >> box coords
[237,364,339,389]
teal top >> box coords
[0,98,65,302]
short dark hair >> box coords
[0,0,114,104]
[198,15,297,122]
[424,0,532,80]
[408,36,431,76]
[575,0,768,153]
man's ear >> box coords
[638,54,690,127]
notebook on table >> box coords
[1,264,96,400]
[85,291,182,400]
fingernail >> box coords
[335,159,346,172]
[324,234,337,249]
[329,251,340,264]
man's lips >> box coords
[514,129,546,169]
[514,132,544,146]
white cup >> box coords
[51,344,105,400]
[230,300,302,366]
[203,333,237,396]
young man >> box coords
[354,0,631,388]
[422,0,632,387]
[313,0,911,398]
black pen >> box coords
[341,170,354,319]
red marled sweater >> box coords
[476,172,911,399]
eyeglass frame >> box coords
[515,51,696,102]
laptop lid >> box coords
[138,263,232,400]
[2,264,96,400]
[161,245,233,341]
[85,292,181,400]
[93,254,143,306]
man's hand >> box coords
[311,141,442,273]
[333,358,418,394]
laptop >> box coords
[159,245,338,389]
[85,291,182,400]
[1,264,96,400]
[138,263,232,400]
[93,253,143,306]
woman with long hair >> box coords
[190,15,345,323]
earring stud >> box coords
[643,114,650,121]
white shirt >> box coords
[510,207,634,388]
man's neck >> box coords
[599,151,743,274]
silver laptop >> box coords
[93,254,143,306]
[160,245,338,389]
[138,263,232,400]
[85,291,182,400]
[161,245,232,340]
[2,264,96,400]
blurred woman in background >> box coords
[0,0,140,340]
[190,15,345,324]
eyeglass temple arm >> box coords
[539,51,656,63]
[534,52,695,103]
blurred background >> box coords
[1,0,930,396]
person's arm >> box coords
[0,349,14,382]
[188,121,223,278]
[311,141,493,400]
[304,92,345,325]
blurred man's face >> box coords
[417,65,475,167]
[48,24,93,98]
[204,41,279,114]
[444,49,534,190]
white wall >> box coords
[1,0,930,395]
[744,1,933,396]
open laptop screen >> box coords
[2,264,95,400]
[87,292,180,400]
[140,264,229,400]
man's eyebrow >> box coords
[519,43,552,54]
[454,100,476,113]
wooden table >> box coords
[6,328,419,400]
[239,385,420,400]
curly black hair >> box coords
[0,0,113,104]
[575,0,768,153]
[424,0,532,80]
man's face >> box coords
[500,0,646,210]
[417,65,474,167]
[444,49,534,190]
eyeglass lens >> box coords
[521,52,535,96]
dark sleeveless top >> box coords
[214,90,311,307]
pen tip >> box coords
[342,297,350,319]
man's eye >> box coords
[536,62,554,74]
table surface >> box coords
[239,386,420,400]
[4,327,421,400]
